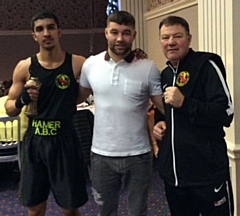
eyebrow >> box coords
[36,23,55,30]
[110,28,131,33]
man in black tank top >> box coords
[4,10,148,216]
[4,11,88,216]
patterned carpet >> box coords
[0,161,170,215]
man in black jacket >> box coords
[154,16,234,216]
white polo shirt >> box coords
[80,51,162,156]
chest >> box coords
[87,61,149,95]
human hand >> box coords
[153,121,166,140]
[133,48,148,59]
[152,142,159,158]
[24,79,40,101]
[164,86,184,108]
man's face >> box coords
[159,24,192,67]
[32,18,61,50]
[105,22,136,59]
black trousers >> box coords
[164,180,234,216]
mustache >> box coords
[43,36,53,42]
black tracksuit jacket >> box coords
[156,48,234,187]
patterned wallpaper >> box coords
[0,0,108,30]
[146,0,176,11]
[0,0,109,81]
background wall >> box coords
[0,0,108,81]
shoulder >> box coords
[185,50,224,70]
[72,54,86,65]
[83,51,106,68]
[6,58,31,101]
[87,51,106,62]
[71,54,87,78]
[15,57,31,70]
[132,58,153,66]
[134,58,160,71]
[188,50,226,78]
[13,57,31,81]
[194,51,225,69]
[192,50,223,64]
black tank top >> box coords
[29,53,77,121]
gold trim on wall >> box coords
[146,0,175,11]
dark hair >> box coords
[107,11,135,29]
[30,11,59,32]
[159,16,190,35]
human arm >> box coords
[77,85,92,104]
[153,120,166,141]
[153,103,166,141]
[147,104,159,157]
[163,86,184,108]
[148,71,166,144]
[5,58,38,116]
[151,96,166,142]
[147,60,164,114]
[75,55,93,104]
[72,54,86,80]
[165,59,233,127]
[150,94,164,115]
[71,54,89,104]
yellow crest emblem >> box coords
[176,71,190,87]
[55,74,70,89]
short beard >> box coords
[110,45,131,56]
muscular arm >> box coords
[5,59,30,116]
[72,54,86,80]
[77,85,92,104]
[150,94,164,115]
[71,54,91,104]
[74,55,93,104]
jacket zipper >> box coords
[169,63,178,186]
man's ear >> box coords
[133,30,137,39]
[105,28,108,39]
[188,34,192,45]
[32,32,37,41]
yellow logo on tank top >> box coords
[176,71,190,87]
[32,119,61,136]
[55,74,70,89]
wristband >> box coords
[15,87,31,109]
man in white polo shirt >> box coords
[79,10,163,216]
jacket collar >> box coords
[166,48,194,68]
